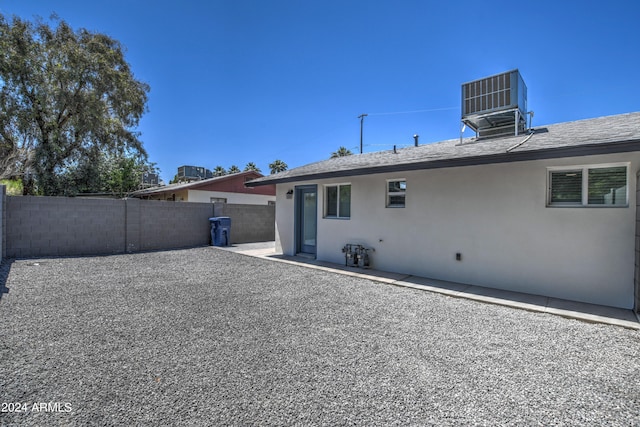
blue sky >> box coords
[1,0,639,183]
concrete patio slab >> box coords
[395,275,473,294]
[546,297,640,324]
[216,241,278,257]
[273,255,410,284]
[459,284,551,311]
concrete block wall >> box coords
[125,197,142,253]
[6,196,126,258]
[214,203,275,244]
[138,200,214,251]
[4,197,274,258]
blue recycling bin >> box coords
[209,217,231,246]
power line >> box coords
[364,143,412,147]
[368,106,457,116]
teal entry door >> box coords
[295,185,317,255]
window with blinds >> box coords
[548,164,628,206]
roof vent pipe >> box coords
[413,134,419,147]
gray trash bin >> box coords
[209,217,231,246]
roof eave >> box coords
[245,139,640,187]
[133,171,264,195]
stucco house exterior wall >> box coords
[274,152,638,309]
[249,113,640,310]
[187,189,275,205]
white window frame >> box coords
[324,183,351,219]
[386,179,406,208]
[546,162,629,207]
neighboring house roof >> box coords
[132,171,275,197]
[246,112,640,187]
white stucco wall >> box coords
[275,152,639,309]
[188,190,275,205]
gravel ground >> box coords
[1,247,639,426]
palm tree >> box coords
[269,159,288,175]
[228,165,241,174]
[331,146,353,158]
[244,162,261,173]
[213,166,226,177]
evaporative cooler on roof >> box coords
[461,69,528,138]
[177,165,214,181]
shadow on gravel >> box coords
[0,259,13,301]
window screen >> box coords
[339,185,351,217]
[326,186,338,216]
[325,184,350,218]
[387,180,406,207]
[588,167,627,205]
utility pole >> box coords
[358,114,368,154]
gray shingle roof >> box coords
[246,112,640,187]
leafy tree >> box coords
[213,165,226,177]
[60,146,110,195]
[243,162,261,173]
[0,13,150,195]
[269,159,288,174]
[227,165,241,174]
[0,178,23,195]
[105,155,154,197]
[331,146,353,158]
[58,149,159,197]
